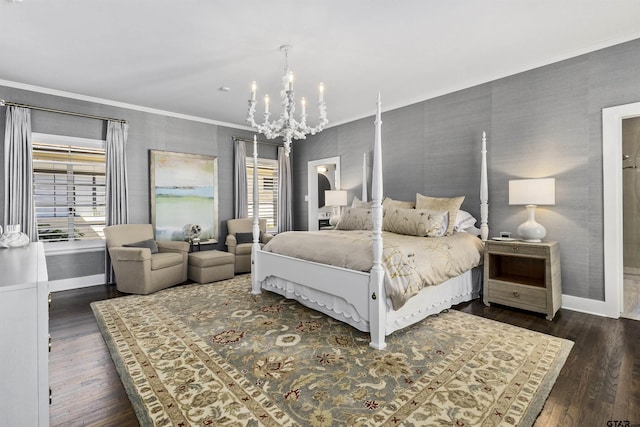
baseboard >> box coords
[49,274,106,292]
[561,293,618,318]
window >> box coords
[32,133,106,243]
[246,158,278,233]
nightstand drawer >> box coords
[486,242,549,258]
[486,280,547,312]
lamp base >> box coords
[517,205,546,242]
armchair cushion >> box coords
[124,238,158,254]
[151,252,184,270]
[235,231,267,244]
[235,232,255,244]
[157,240,190,253]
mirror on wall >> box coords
[307,157,340,231]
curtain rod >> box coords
[0,99,127,124]
[232,136,281,147]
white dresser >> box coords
[0,242,49,426]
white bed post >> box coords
[369,93,386,350]
[480,131,489,242]
[362,152,368,202]
[251,135,262,294]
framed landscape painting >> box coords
[149,150,218,242]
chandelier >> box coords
[247,45,328,156]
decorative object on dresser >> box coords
[0,224,30,248]
[324,189,348,226]
[509,178,556,242]
[247,44,328,156]
[484,240,562,320]
[0,242,49,426]
[92,274,573,427]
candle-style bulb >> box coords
[301,97,306,115]
[264,94,270,114]
[251,81,257,101]
[288,71,294,91]
[319,83,325,102]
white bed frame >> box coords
[250,95,489,350]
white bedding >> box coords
[263,230,484,310]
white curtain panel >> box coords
[105,120,129,284]
[234,139,248,218]
[277,146,293,232]
[3,106,37,240]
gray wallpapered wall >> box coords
[293,37,640,301]
[1,37,640,299]
[0,85,264,281]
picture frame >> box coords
[149,150,218,242]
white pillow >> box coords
[383,208,448,237]
[351,196,372,209]
[454,210,477,232]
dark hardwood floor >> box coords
[49,284,640,427]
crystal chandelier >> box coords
[247,45,328,156]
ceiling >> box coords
[2,0,640,130]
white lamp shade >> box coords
[509,178,555,206]
[325,190,348,207]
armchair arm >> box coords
[109,247,151,261]
[225,235,237,254]
[261,233,274,244]
[157,241,190,254]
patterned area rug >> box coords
[92,274,572,426]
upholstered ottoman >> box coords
[188,250,235,284]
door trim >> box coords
[602,101,640,318]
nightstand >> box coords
[483,240,561,320]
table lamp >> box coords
[509,178,555,242]
[325,190,348,226]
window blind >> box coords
[246,158,278,233]
[32,141,106,242]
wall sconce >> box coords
[509,178,555,242]
[325,190,348,226]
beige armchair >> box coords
[105,224,190,294]
[225,218,274,273]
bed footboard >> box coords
[253,249,387,349]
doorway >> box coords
[603,101,640,319]
[622,117,640,320]
[307,157,341,231]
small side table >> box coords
[190,238,218,252]
[483,240,561,320]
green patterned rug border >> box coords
[91,275,573,426]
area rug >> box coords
[92,274,572,426]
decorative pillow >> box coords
[382,197,415,210]
[124,239,158,254]
[454,210,477,232]
[351,196,372,209]
[415,193,465,236]
[236,231,261,244]
[383,208,448,237]
[336,208,373,230]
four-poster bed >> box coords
[249,95,489,350]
